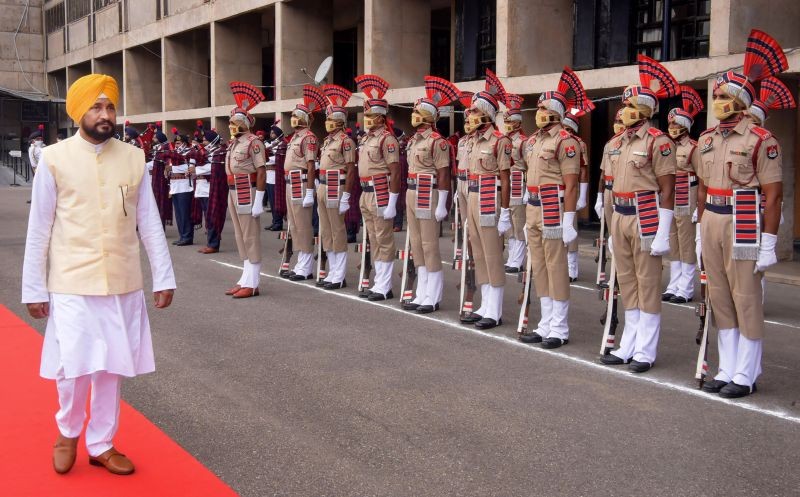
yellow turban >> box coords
[66,74,119,123]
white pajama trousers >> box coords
[55,368,122,457]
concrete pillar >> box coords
[214,16,262,108]
[501,0,573,78]
[164,28,210,112]
[276,0,333,101]
[364,0,429,88]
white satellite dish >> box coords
[313,56,333,85]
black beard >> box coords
[83,121,115,142]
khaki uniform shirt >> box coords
[357,126,400,177]
[609,121,676,194]
[600,131,624,177]
[407,127,450,175]
[285,128,318,171]
[676,135,698,174]
[468,126,512,176]
[508,129,527,172]
[320,129,356,170]
[523,124,580,187]
[692,119,782,190]
[226,133,266,175]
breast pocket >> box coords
[415,147,432,167]
[479,150,497,173]
[537,150,560,174]
[728,158,755,186]
[366,144,382,163]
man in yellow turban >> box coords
[21,74,176,475]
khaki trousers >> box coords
[467,191,505,287]
[406,189,443,272]
[509,203,526,241]
[360,191,396,263]
[526,204,570,301]
[701,211,764,339]
[228,190,262,263]
[317,184,348,253]
[610,211,662,314]
[603,188,614,227]
[286,183,314,253]
[669,213,697,264]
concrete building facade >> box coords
[6,0,800,258]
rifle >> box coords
[595,205,607,286]
[458,214,477,319]
[278,219,293,276]
[452,189,462,263]
[398,229,416,303]
[357,223,373,297]
[598,253,620,356]
[516,246,533,335]
[694,259,711,389]
[315,235,328,284]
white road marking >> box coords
[212,258,800,426]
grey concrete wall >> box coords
[95,4,123,42]
[0,0,45,92]
[167,0,208,16]
[67,18,90,51]
[365,0,428,88]
[125,45,162,115]
[164,28,210,111]
[213,16,262,108]
[503,0,573,77]
[276,0,333,101]
[128,0,159,31]
[94,53,125,115]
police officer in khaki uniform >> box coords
[694,36,786,398]
[594,109,625,227]
[316,84,357,290]
[518,68,592,348]
[354,74,402,301]
[600,55,678,372]
[502,94,528,274]
[283,86,325,280]
[459,71,512,330]
[562,109,592,281]
[661,86,703,304]
[454,91,478,265]
[225,83,268,298]
[401,76,459,313]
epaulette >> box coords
[699,127,715,136]
[750,126,771,141]
[431,131,442,139]
[493,129,504,138]
[647,128,664,138]
[558,129,571,140]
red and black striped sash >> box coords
[235,173,252,206]
[509,170,525,205]
[733,189,760,260]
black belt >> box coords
[705,202,732,215]
[229,183,256,190]
[604,183,613,191]
[614,205,637,216]
[361,185,375,192]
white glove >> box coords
[338,192,351,215]
[691,208,698,223]
[562,211,578,245]
[754,232,778,274]
[497,207,512,235]
[252,190,265,217]
[523,189,530,204]
[695,223,702,268]
[649,208,673,256]
[383,192,399,219]
[302,186,315,208]
[607,236,613,255]
[594,194,603,220]
[576,182,589,211]
[314,178,320,189]
[435,190,449,222]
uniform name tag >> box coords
[608,149,621,156]
[633,151,648,157]
[730,150,748,157]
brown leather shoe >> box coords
[89,447,135,475]
[198,246,219,254]
[53,434,79,474]
[225,285,241,296]
[232,287,259,298]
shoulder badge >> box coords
[700,136,713,153]
[751,126,772,141]
[565,145,576,158]
[647,128,664,138]
[659,142,672,157]
[767,144,779,159]
[432,132,442,139]
[439,140,449,151]
[387,142,396,154]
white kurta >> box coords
[22,138,176,380]
[194,161,212,198]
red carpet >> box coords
[0,305,239,497]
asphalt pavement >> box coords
[1,185,799,497]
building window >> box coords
[429,7,451,79]
[45,3,66,34]
[67,0,91,23]
[333,28,358,93]
[669,0,710,59]
[93,0,117,10]
[476,0,496,75]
